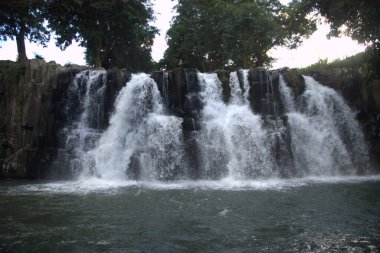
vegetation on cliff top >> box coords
[299,53,367,73]
[0,0,379,73]
[299,0,379,47]
[296,0,380,78]
[300,50,380,79]
[0,61,26,82]
[0,0,157,71]
[160,0,316,72]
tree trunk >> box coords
[16,28,27,62]
[94,38,102,68]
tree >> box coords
[161,0,316,71]
[298,0,379,45]
[0,0,50,61]
[295,0,380,77]
[47,0,157,70]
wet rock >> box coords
[216,70,231,103]
[0,60,129,178]
[311,68,364,109]
[372,79,380,111]
[182,118,201,132]
[2,61,379,178]
[281,68,305,98]
[249,68,283,116]
[184,93,203,115]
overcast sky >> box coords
[0,0,366,69]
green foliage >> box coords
[47,0,158,71]
[0,61,26,82]
[299,52,368,74]
[161,0,316,71]
[296,0,380,78]
[34,53,44,60]
[365,43,380,79]
[299,0,380,45]
[0,0,50,60]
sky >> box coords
[0,0,366,69]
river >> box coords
[1,176,379,252]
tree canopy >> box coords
[295,0,380,77]
[160,0,316,71]
[298,0,379,46]
[46,0,158,71]
[0,0,49,61]
[0,0,157,71]
[2,0,378,73]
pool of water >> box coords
[1,176,380,252]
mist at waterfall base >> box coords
[1,70,380,252]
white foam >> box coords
[197,73,275,179]
[5,175,380,195]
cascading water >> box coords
[241,69,250,103]
[54,70,107,178]
[229,71,244,105]
[56,69,370,182]
[278,74,295,113]
[5,68,378,253]
[281,75,369,176]
[82,73,187,181]
[196,72,275,179]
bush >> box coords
[300,52,367,74]
[34,53,45,60]
[0,61,26,82]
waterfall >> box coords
[280,75,369,176]
[82,74,187,181]
[56,69,370,182]
[196,73,275,179]
[279,74,295,113]
[229,71,244,105]
[161,71,169,108]
[55,70,107,178]
[241,69,250,103]
[229,69,251,105]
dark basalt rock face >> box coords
[0,60,83,178]
[281,68,305,99]
[103,69,131,129]
[152,68,202,130]
[0,60,129,178]
[1,59,379,179]
[216,70,231,104]
[249,68,284,116]
[308,67,380,171]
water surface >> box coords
[1,176,379,252]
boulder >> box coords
[281,68,305,98]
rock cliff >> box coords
[309,67,380,170]
[0,60,129,178]
[0,60,378,178]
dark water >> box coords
[1,177,380,253]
